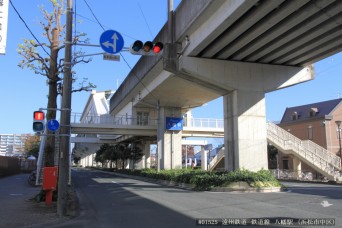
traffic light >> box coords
[33,111,45,133]
[129,40,164,55]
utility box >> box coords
[42,166,58,190]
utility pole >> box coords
[57,0,73,216]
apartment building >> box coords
[0,134,31,156]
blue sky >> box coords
[0,0,342,136]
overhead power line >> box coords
[81,0,158,101]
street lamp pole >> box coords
[335,120,342,170]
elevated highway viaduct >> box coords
[108,0,342,171]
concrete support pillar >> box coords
[80,157,85,167]
[144,142,151,169]
[224,90,268,172]
[136,141,151,169]
[178,56,314,173]
[157,106,183,170]
[293,156,302,179]
[201,145,207,171]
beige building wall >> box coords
[279,118,327,149]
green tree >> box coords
[129,144,144,169]
[267,144,278,169]
[95,144,110,167]
[24,135,41,158]
[117,144,130,169]
[17,0,95,167]
[111,145,121,169]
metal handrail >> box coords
[71,113,224,130]
[267,122,341,178]
[208,147,224,171]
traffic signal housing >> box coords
[129,40,164,55]
[33,111,45,133]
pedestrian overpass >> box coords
[70,114,341,181]
[107,0,342,172]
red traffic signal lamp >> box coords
[129,40,164,55]
[33,111,45,132]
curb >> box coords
[113,172,282,193]
[211,181,282,193]
[113,172,194,190]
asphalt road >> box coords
[56,168,342,228]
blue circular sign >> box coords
[47,119,60,132]
[100,30,124,54]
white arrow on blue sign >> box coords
[100,30,124,54]
[47,119,60,132]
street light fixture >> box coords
[335,120,342,170]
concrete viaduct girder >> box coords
[107,0,342,171]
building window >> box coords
[292,112,298,120]
[308,126,313,140]
[282,160,289,170]
[137,111,149,126]
[309,107,318,117]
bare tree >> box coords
[17,0,95,166]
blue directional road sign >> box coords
[47,119,60,132]
[166,117,183,131]
[100,30,124,54]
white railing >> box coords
[71,113,224,130]
[70,113,158,127]
[209,147,224,171]
[267,122,341,180]
[183,118,224,129]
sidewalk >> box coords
[0,173,76,228]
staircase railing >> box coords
[208,147,224,171]
[267,122,341,179]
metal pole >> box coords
[185,145,188,169]
[336,121,342,170]
[168,0,174,43]
[57,0,73,216]
[339,127,342,165]
[157,100,160,172]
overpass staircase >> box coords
[208,147,225,171]
[209,122,342,181]
[267,122,342,181]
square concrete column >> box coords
[201,146,207,171]
[157,107,183,170]
[293,156,302,179]
[224,90,268,172]
[136,141,151,169]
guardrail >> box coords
[267,122,341,180]
[183,118,224,129]
[71,113,158,127]
[70,113,224,130]
[208,147,224,171]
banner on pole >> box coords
[0,0,9,55]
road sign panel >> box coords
[47,119,60,132]
[166,117,183,131]
[100,30,124,54]
[103,54,120,61]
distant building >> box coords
[73,90,115,166]
[0,134,32,156]
[276,98,342,171]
